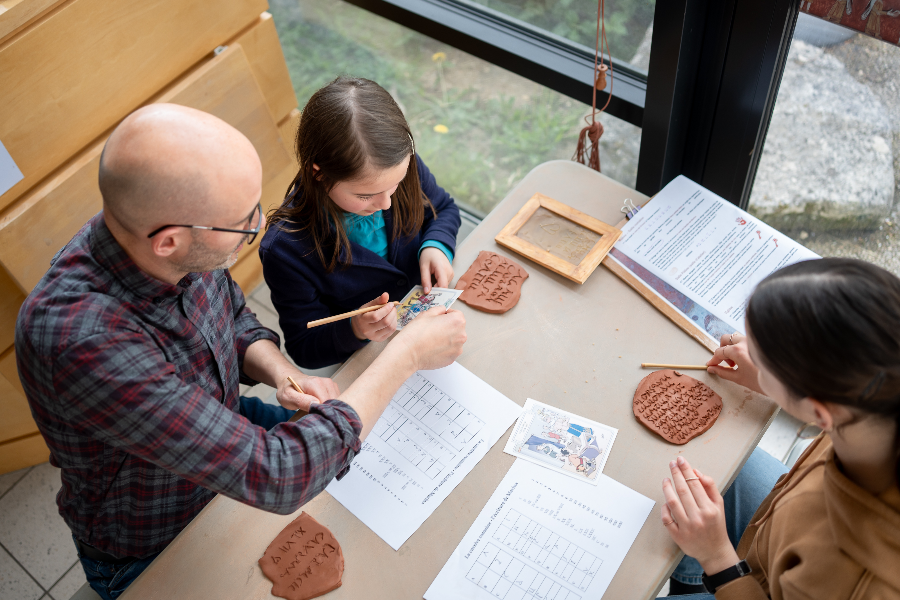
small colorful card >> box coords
[395,285,462,330]
[504,398,618,485]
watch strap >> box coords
[702,559,752,593]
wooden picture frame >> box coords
[495,193,622,284]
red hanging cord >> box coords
[573,0,613,172]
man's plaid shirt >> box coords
[15,214,362,559]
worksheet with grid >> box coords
[327,362,520,550]
[425,460,655,600]
[371,372,485,479]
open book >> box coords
[605,176,819,351]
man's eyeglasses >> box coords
[147,203,263,245]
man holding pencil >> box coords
[14,104,466,600]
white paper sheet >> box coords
[614,175,819,334]
[326,362,520,550]
[424,460,655,600]
[0,140,24,197]
[503,399,618,485]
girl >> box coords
[260,77,461,369]
[660,258,900,599]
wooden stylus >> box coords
[306,301,400,329]
[286,376,305,394]
[641,363,710,370]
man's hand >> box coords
[661,456,740,576]
[338,305,466,440]
[419,247,454,293]
[275,374,340,412]
[707,333,763,394]
[393,305,466,372]
[351,293,397,342]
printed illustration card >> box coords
[504,399,618,485]
[396,285,463,330]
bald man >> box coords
[15,104,466,600]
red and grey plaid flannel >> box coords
[15,214,361,559]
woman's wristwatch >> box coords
[702,560,752,593]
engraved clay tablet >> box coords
[259,512,344,600]
[633,370,722,445]
[455,251,529,314]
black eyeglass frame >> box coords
[146,203,263,245]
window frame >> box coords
[343,0,801,207]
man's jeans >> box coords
[76,396,293,600]
[660,447,788,598]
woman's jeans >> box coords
[660,447,788,598]
[76,396,293,600]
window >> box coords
[749,12,900,275]
[465,0,656,74]
[270,0,641,215]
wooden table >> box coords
[123,160,777,600]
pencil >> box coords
[286,375,305,394]
[306,301,400,329]
[641,363,710,370]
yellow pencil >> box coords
[306,301,400,329]
[286,375,305,394]
[640,363,709,370]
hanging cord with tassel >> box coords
[573,0,613,172]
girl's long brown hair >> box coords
[267,76,434,272]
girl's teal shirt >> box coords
[342,211,453,262]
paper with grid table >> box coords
[326,361,520,550]
[424,460,654,600]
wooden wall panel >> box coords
[0,433,48,474]
[0,150,102,294]
[0,348,36,442]
[0,0,59,42]
[0,345,22,394]
[0,44,291,294]
[0,0,267,210]
[231,12,297,124]
[278,108,301,158]
[0,267,25,352]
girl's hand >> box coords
[662,456,740,576]
[351,293,397,342]
[419,247,454,293]
[707,333,763,394]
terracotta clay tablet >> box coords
[633,370,722,445]
[454,251,529,314]
[259,512,344,600]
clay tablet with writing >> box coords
[633,370,722,445]
[259,512,344,600]
[455,251,529,314]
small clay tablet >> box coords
[455,251,529,314]
[259,512,344,600]
[633,370,722,445]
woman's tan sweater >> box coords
[717,434,900,599]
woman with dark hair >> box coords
[660,258,900,599]
[260,77,461,369]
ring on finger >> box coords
[729,333,736,344]
[663,519,675,526]
[684,477,699,482]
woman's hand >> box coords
[276,373,340,412]
[662,456,740,576]
[419,247,454,293]
[351,292,397,342]
[707,333,763,394]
